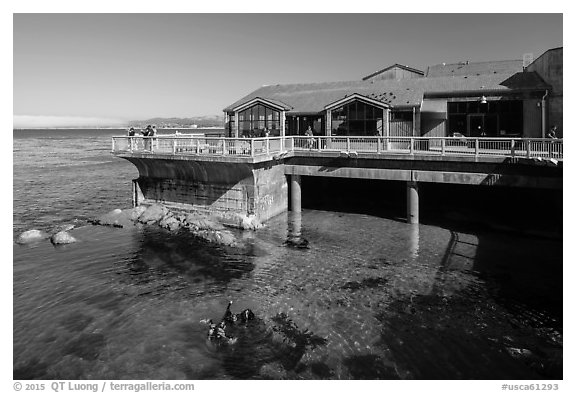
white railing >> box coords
[112,135,563,160]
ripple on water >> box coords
[13,208,563,379]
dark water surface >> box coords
[13,129,562,379]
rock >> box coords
[159,214,181,232]
[138,204,169,225]
[240,214,262,230]
[93,209,134,228]
[505,347,534,360]
[221,212,262,230]
[184,213,225,231]
[50,231,77,245]
[55,224,75,233]
[16,229,49,244]
[124,206,147,221]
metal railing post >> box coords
[475,138,479,157]
[511,139,515,158]
[346,137,351,152]
[377,137,381,153]
[266,138,270,155]
[221,137,226,155]
[251,139,255,157]
[409,138,414,155]
[112,138,116,152]
[526,139,531,158]
[441,138,445,156]
[172,138,177,154]
[196,138,200,154]
[317,137,321,152]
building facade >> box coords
[223,48,562,140]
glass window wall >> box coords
[237,104,281,137]
[331,100,384,136]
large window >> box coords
[447,100,523,137]
[331,100,384,136]
[237,104,280,137]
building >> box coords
[223,48,562,140]
[526,47,563,138]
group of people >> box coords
[127,124,157,137]
[241,128,271,138]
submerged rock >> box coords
[50,231,77,245]
[194,229,238,247]
[16,229,50,245]
[137,204,169,225]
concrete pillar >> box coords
[288,211,302,239]
[408,223,420,259]
[406,180,419,224]
[132,179,143,207]
[290,174,302,212]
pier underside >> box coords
[118,152,562,224]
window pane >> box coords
[350,102,358,120]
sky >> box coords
[13,13,563,127]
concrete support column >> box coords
[406,180,419,224]
[290,174,302,213]
[132,179,143,207]
[414,107,421,136]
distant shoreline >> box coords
[13,126,225,131]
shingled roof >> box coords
[224,71,549,113]
[425,60,523,77]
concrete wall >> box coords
[523,98,543,138]
[527,48,563,137]
[421,115,446,137]
[548,96,563,138]
[252,164,289,222]
[124,156,289,222]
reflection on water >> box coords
[13,210,562,380]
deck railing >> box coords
[112,135,563,160]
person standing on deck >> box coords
[150,125,158,152]
[142,125,152,151]
[305,126,314,149]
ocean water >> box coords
[13,129,562,380]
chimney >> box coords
[523,53,534,70]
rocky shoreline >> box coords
[16,203,262,248]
